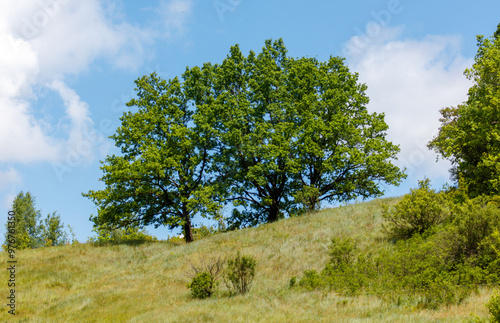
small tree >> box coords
[40,212,68,246]
[187,272,219,299]
[4,191,43,249]
[4,191,71,249]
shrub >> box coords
[322,238,376,295]
[382,178,450,240]
[192,224,218,241]
[452,197,500,258]
[88,226,158,245]
[328,237,357,266]
[487,292,500,323]
[298,270,323,290]
[186,256,225,298]
[187,272,219,299]
[225,252,256,294]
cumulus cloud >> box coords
[0,0,154,165]
[344,26,474,186]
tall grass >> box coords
[0,197,494,322]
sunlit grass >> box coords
[0,197,494,322]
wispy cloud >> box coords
[158,0,193,38]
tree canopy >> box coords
[83,75,220,243]
[429,26,500,197]
[188,39,406,228]
[84,38,406,239]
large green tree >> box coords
[187,39,406,228]
[86,39,405,234]
[83,75,220,243]
[429,25,500,197]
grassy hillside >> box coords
[1,197,494,322]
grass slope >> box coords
[1,197,494,322]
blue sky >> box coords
[1,0,499,242]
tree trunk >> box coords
[182,204,194,243]
[267,200,280,223]
[184,218,193,243]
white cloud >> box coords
[344,26,474,184]
[49,79,95,161]
[159,0,193,38]
[0,0,154,164]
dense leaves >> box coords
[85,38,405,237]
[429,27,500,197]
[83,75,221,243]
[382,178,450,240]
[188,39,405,228]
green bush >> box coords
[328,237,357,266]
[487,292,500,323]
[298,269,323,290]
[382,178,449,240]
[186,256,225,298]
[192,224,218,240]
[225,252,256,294]
[187,272,219,299]
[452,197,500,258]
[88,226,158,245]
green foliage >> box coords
[225,252,256,294]
[83,73,222,243]
[192,224,218,241]
[188,38,405,228]
[452,196,500,258]
[4,191,71,249]
[298,206,500,308]
[4,191,43,249]
[88,226,158,245]
[382,179,449,240]
[298,269,323,290]
[186,256,225,298]
[41,212,68,247]
[487,292,500,322]
[429,26,500,197]
[328,237,357,266]
[187,272,219,299]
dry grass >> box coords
[0,197,494,322]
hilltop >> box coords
[1,197,493,322]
